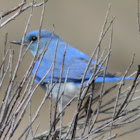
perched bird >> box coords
[11,30,132,111]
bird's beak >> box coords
[10,40,22,45]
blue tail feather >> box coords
[95,77,133,82]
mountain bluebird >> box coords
[11,30,132,111]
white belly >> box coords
[51,82,80,99]
[41,82,101,111]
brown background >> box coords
[0,0,140,139]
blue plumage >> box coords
[27,30,131,84]
[11,30,133,110]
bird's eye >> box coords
[31,36,37,41]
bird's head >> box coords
[11,30,57,56]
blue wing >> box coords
[32,38,132,84]
[33,38,95,83]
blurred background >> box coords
[0,0,140,139]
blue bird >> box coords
[11,30,133,111]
